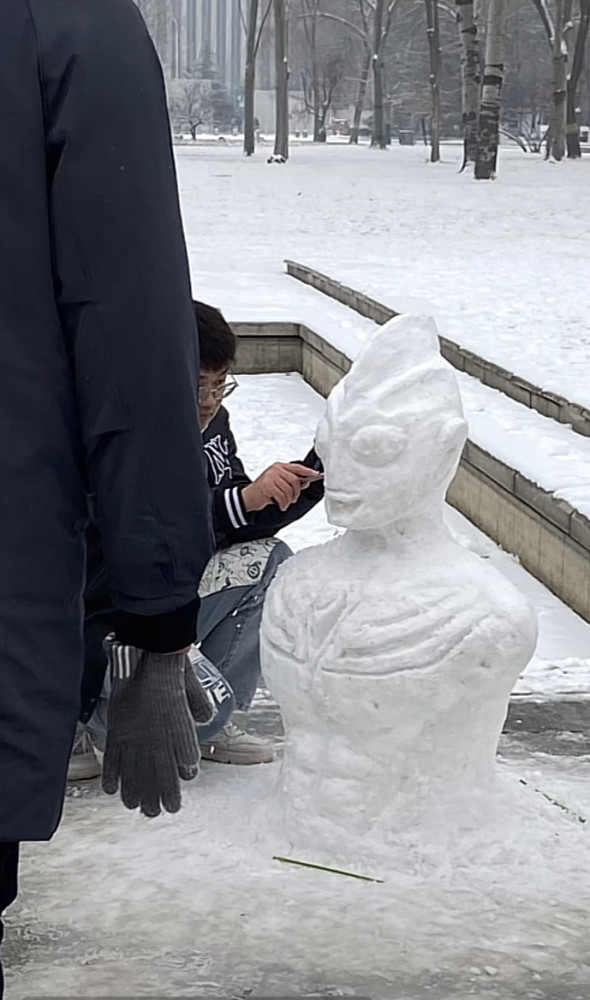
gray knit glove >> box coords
[101,636,215,818]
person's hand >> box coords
[101,639,214,818]
[241,463,321,513]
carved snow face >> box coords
[315,315,468,531]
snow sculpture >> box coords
[261,315,538,861]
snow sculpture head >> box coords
[315,315,468,531]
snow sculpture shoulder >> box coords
[261,315,538,863]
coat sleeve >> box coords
[210,427,253,548]
[214,444,325,549]
[30,0,213,651]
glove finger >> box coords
[171,711,201,784]
[173,714,201,779]
[101,741,121,796]
[139,754,165,819]
[178,759,200,782]
[154,751,183,814]
[120,749,142,812]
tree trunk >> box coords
[244,0,259,156]
[313,89,326,142]
[273,0,289,160]
[566,0,590,158]
[371,60,387,148]
[455,0,481,168]
[312,35,324,142]
[314,113,327,142]
[371,0,387,148]
[546,0,572,160]
[547,0,568,161]
[475,0,507,180]
[350,47,371,145]
[425,0,442,162]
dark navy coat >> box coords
[0,0,212,842]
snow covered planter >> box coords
[261,315,538,866]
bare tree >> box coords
[530,0,554,43]
[546,0,570,159]
[349,46,372,143]
[298,0,348,141]
[239,0,273,155]
[301,53,347,140]
[273,0,290,160]
[530,0,590,159]
[424,0,442,161]
[299,1,398,148]
[475,0,507,179]
[455,0,481,168]
[370,1,398,148]
[566,0,590,157]
[171,79,210,139]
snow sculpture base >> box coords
[261,315,538,865]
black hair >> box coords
[192,300,237,371]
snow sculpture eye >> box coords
[349,425,406,468]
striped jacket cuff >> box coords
[223,487,249,531]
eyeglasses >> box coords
[197,373,238,405]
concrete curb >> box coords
[285,259,590,439]
[505,695,590,734]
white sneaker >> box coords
[67,727,102,782]
[200,722,276,765]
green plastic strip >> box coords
[273,854,384,883]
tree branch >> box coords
[530,0,555,46]
[238,0,247,34]
[316,10,370,45]
[255,0,274,55]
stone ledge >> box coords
[463,441,516,493]
[514,474,575,534]
[504,696,590,736]
[285,259,590,439]
[449,463,590,623]
[231,322,302,376]
[300,324,352,376]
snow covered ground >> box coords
[8,750,590,1000]
[178,142,590,409]
[6,374,590,1000]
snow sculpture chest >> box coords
[260,315,537,860]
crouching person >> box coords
[70,300,324,776]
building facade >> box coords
[137,0,248,97]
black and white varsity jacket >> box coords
[202,406,324,549]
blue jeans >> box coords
[196,539,291,740]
